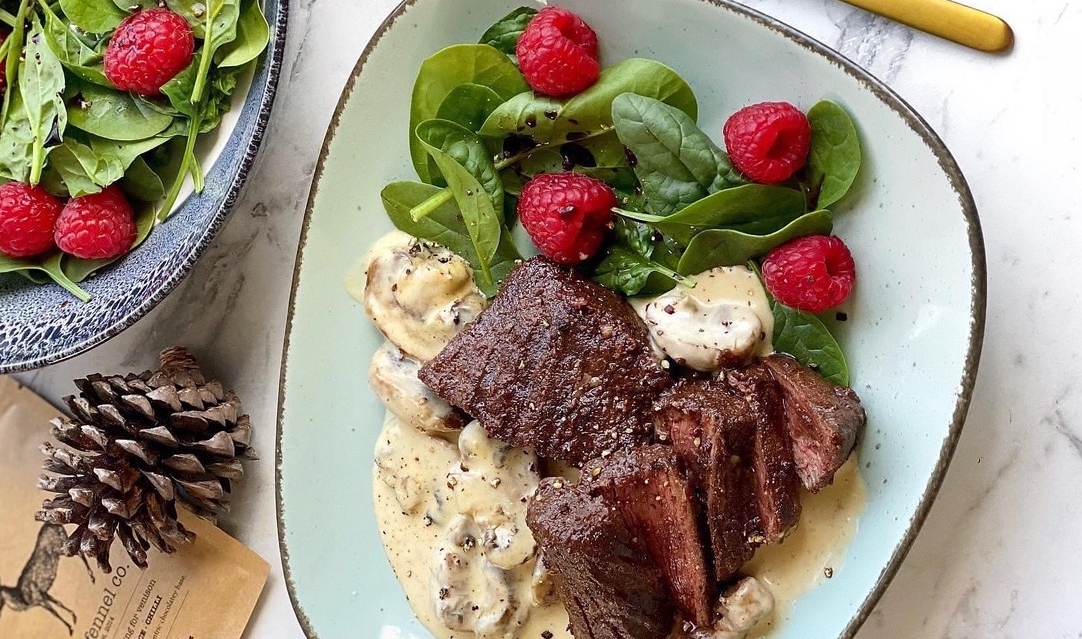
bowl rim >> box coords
[275,0,987,637]
[0,0,290,375]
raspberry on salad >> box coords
[518,173,616,265]
[723,101,811,184]
[761,235,855,313]
[0,182,64,259]
[515,6,600,97]
[104,8,195,96]
[55,186,137,260]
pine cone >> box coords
[35,347,255,572]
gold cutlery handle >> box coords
[840,0,1013,52]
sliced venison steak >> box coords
[527,477,674,639]
[419,258,671,465]
[582,445,715,628]
[763,354,865,491]
[655,380,760,582]
[725,362,801,544]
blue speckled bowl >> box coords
[0,1,288,373]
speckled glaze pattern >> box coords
[0,0,288,374]
[276,0,985,637]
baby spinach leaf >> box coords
[46,138,124,196]
[479,6,537,55]
[119,156,165,201]
[435,83,504,133]
[0,85,34,182]
[216,0,269,68]
[21,19,67,184]
[191,0,241,103]
[410,44,528,184]
[160,56,200,118]
[415,119,505,286]
[592,246,687,296]
[58,0,126,33]
[41,3,110,86]
[772,302,849,386]
[646,183,807,245]
[676,209,833,275]
[416,119,504,216]
[67,81,173,141]
[612,93,744,216]
[381,181,521,296]
[0,252,90,301]
[806,100,861,209]
[480,58,698,144]
[89,134,170,171]
[613,217,656,259]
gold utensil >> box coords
[839,0,1013,52]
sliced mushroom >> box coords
[360,231,487,362]
[369,341,465,433]
[682,576,775,639]
[450,421,540,570]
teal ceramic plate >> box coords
[277,1,985,637]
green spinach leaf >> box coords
[46,138,123,196]
[216,0,269,68]
[592,245,687,296]
[435,83,504,133]
[20,18,67,184]
[119,156,165,201]
[410,44,528,184]
[41,3,110,86]
[415,119,505,286]
[676,209,833,275]
[480,58,697,144]
[381,181,521,296]
[806,100,861,209]
[478,6,537,55]
[612,93,744,215]
[58,0,126,33]
[772,301,849,385]
[0,252,90,301]
[0,85,35,182]
[67,80,173,140]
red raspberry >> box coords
[761,235,855,313]
[723,101,811,184]
[515,7,600,97]
[518,173,616,265]
[55,186,137,260]
[104,9,195,96]
[0,182,64,258]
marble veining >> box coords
[11,0,1082,637]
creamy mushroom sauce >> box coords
[354,231,867,639]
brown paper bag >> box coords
[0,377,269,639]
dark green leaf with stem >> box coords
[611,93,744,215]
[20,16,67,185]
[415,119,504,286]
[806,100,861,209]
[216,0,268,68]
[0,252,90,301]
[66,80,173,141]
[480,58,698,143]
[772,301,849,386]
[57,0,126,33]
[478,6,537,55]
[676,209,833,275]
[190,0,240,104]
[382,181,521,297]
[435,83,504,133]
[592,246,690,297]
[39,1,111,86]
[409,44,529,184]
[119,156,165,201]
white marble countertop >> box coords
[13,0,1081,637]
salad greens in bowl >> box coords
[0,0,286,372]
[276,0,984,638]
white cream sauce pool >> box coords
[372,414,866,639]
